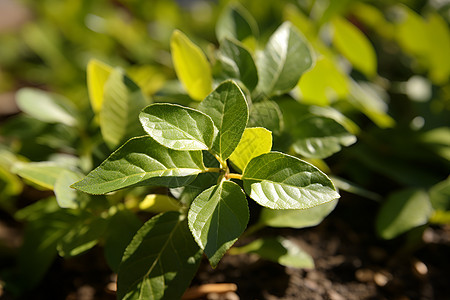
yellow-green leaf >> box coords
[170,30,212,101]
[331,16,377,78]
[425,12,450,85]
[139,194,182,213]
[229,127,272,172]
[87,59,113,114]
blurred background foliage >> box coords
[0,0,449,297]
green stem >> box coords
[204,167,221,173]
[227,173,242,180]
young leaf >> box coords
[188,181,249,267]
[72,136,205,195]
[87,59,113,114]
[100,68,148,149]
[12,162,70,190]
[290,115,356,159]
[218,38,258,91]
[247,100,284,135]
[376,189,432,240]
[229,127,272,172]
[255,22,313,97]
[331,16,377,78]
[216,4,258,43]
[229,237,314,269]
[139,103,215,151]
[242,152,340,209]
[117,211,202,300]
[258,199,338,229]
[198,80,248,160]
[170,30,212,101]
[16,88,78,127]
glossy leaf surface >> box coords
[256,22,313,97]
[229,127,272,171]
[117,212,202,300]
[72,136,205,195]
[219,38,258,91]
[243,152,339,209]
[100,68,147,149]
[198,80,248,160]
[170,30,212,101]
[188,181,249,267]
[139,103,215,151]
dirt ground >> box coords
[2,192,449,300]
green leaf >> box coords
[229,127,272,172]
[188,181,249,267]
[255,22,313,97]
[259,199,338,229]
[229,237,314,269]
[104,209,143,272]
[198,80,248,160]
[54,170,85,209]
[57,214,109,257]
[425,12,450,85]
[87,59,113,114]
[100,68,148,149]
[170,30,212,101]
[376,189,432,240]
[139,103,215,151]
[429,177,450,211]
[291,115,356,159]
[72,136,205,195]
[216,3,258,43]
[298,56,350,106]
[243,152,339,209]
[117,211,202,300]
[218,38,258,91]
[16,88,77,126]
[171,171,219,207]
[12,162,69,190]
[247,100,284,135]
[331,16,377,78]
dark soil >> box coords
[1,193,449,300]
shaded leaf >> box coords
[188,181,249,267]
[72,136,205,195]
[247,100,283,135]
[218,38,258,91]
[139,103,215,151]
[229,127,272,172]
[12,162,69,190]
[243,152,339,209]
[100,68,148,149]
[376,189,432,240]
[229,237,314,269]
[259,199,338,229]
[54,170,85,209]
[117,212,202,300]
[170,30,212,101]
[216,3,258,43]
[87,59,113,114]
[198,80,248,160]
[255,22,313,97]
[139,194,182,213]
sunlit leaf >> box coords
[243,152,340,209]
[54,170,85,209]
[139,103,215,151]
[229,127,272,171]
[425,12,450,85]
[198,80,248,160]
[72,136,205,195]
[259,199,338,229]
[87,59,113,114]
[117,212,202,300]
[100,68,148,149]
[139,194,182,213]
[12,162,69,190]
[255,22,313,97]
[170,30,212,101]
[188,181,249,267]
[376,189,432,240]
[229,237,314,269]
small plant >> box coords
[72,79,340,298]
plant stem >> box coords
[204,167,221,173]
[226,173,242,180]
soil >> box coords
[1,192,450,300]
